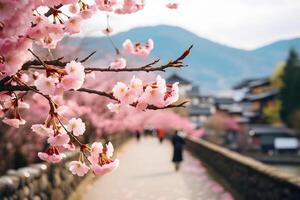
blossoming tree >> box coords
[0,0,191,176]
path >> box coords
[82,137,234,200]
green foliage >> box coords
[263,100,281,124]
[271,62,285,89]
[279,48,300,130]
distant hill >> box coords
[62,25,300,93]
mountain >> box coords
[62,25,300,93]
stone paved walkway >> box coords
[82,137,234,200]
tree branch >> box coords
[21,45,193,73]
[0,85,188,110]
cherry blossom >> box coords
[47,132,70,146]
[90,142,104,157]
[88,142,119,175]
[107,103,122,113]
[69,161,90,176]
[0,0,192,179]
[166,3,179,9]
[96,0,117,11]
[115,0,145,14]
[67,118,86,136]
[91,159,119,175]
[34,75,58,95]
[31,124,54,137]
[122,39,154,57]
[112,82,129,100]
[2,118,26,128]
[110,57,127,69]
[65,16,82,34]
[38,147,63,163]
[80,4,97,19]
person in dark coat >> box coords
[135,130,141,142]
[171,130,185,171]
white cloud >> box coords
[80,0,300,50]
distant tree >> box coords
[279,48,300,130]
[263,100,282,125]
[271,62,285,89]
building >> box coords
[166,73,215,128]
[247,125,298,154]
[167,73,192,96]
[233,77,279,123]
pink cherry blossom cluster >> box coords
[0,37,32,76]
[34,60,85,95]
[123,39,154,57]
[69,142,118,176]
[96,0,144,14]
[0,0,186,178]
[0,93,30,128]
[32,113,85,163]
[108,75,179,112]
[166,2,179,9]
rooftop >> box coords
[233,77,270,90]
[167,73,191,85]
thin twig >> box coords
[21,45,193,73]
[0,85,187,110]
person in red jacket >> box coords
[157,128,165,143]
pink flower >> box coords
[166,3,178,9]
[0,37,32,75]
[34,75,58,95]
[110,57,127,69]
[122,38,154,57]
[115,0,145,14]
[64,16,81,34]
[96,0,117,11]
[129,76,143,96]
[35,23,64,49]
[107,103,122,113]
[80,4,97,19]
[136,99,148,111]
[65,60,85,76]
[63,142,76,151]
[56,105,69,116]
[164,82,179,106]
[112,82,128,100]
[38,147,63,163]
[91,159,119,175]
[61,74,84,91]
[31,124,54,137]
[47,133,70,146]
[122,39,134,53]
[69,161,90,176]
[40,0,77,7]
[61,60,85,90]
[67,118,86,136]
[90,142,103,157]
[88,142,119,175]
[2,118,26,128]
[69,4,79,14]
[141,86,165,107]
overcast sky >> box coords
[80,0,300,50]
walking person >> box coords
[135,130,141,142]
[171,130,185,171]
[157,128,166,143]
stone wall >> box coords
[0,133,130,200]
[185,137,300,200]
